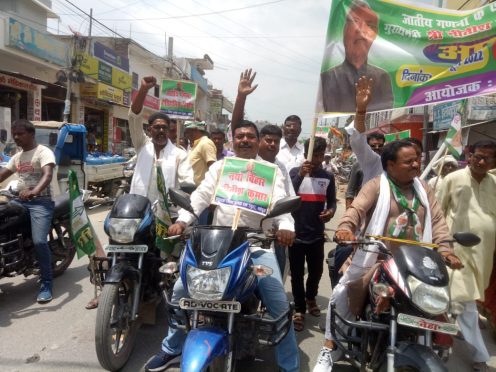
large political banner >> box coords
[317,0,496,114]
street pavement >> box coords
[0,185,495,371]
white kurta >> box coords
[439,167,496,302]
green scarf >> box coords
[387,177,422,241]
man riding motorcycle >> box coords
[145,121,299,372]
[313,140,462,372]
[0,119,56,303]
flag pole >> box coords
[420,142,446,180]
[432,147,450,190]
[306,116,318,161]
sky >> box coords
[47,0,332,137]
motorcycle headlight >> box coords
[109,218,142,243]
[407,275,449,315]
[186,265,231,300]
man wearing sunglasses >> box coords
[129,76,194,204]
[438,140,496,372]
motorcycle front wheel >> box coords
[95,279,139,371]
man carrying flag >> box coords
[129,76,193,207]
[129,76,193,212]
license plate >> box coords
[105,244,148,253]
[179,298,241,313]
[397,313,459,335]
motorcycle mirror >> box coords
[179,183,196,195]
[453,232,480,247]
[259,196,301,228]
[168,188,198,220]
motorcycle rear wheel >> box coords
[95,279,139,371]
[50,224,76,277]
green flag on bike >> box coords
[68,170,97,258]
[155,164,176,254]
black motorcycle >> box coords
[329,233,480,372]
[94,193,182,371]
[0,190,76,281]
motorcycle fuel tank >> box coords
[190,226,248,270]
[109,193,151,219]
[392,244,449,286]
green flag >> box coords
[444,99,467,159]
[68,170,97,258]
[155,165,176,254]
[385,130,411,143]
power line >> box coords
[142,0,317,75]
[189,0,321,68]
[95,0,288,21]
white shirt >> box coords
[128,109,194,210]
[275,158,296,197]
[345,122,383,185]
[178,157,295,250]
[276,138,305,175]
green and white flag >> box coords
[68,170,97,258]
[385,130,411,143]
[155,164,176,254]
[444,99,467,158]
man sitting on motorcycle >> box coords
[313,139,463,372]
[0,119,56,303]
[145,121,300,372]
[129,76,194,205]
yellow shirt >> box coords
[189,136,217,186]
[439,167,496,302]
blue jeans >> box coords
[162,249,300,372]
[14,197,55,282]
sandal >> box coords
[85,297,99,310]
[306,299,321,317]
[292,312,305,332]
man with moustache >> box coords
[320,0,393,113]
[277,115,305,174]
[128,76,193,206]
[145,121,300,372]
[258,124,296,280]
[313,140,462,372]
[230,69,296,279]
[438,140,496,372]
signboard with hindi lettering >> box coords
[467,95,496,121]
[317,0,496,114]
[433,101,463,131]
[214,158,277,216]
[160,79,197,119]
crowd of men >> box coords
[3,66,494,372]
[127,71,496,372]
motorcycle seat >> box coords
[53,193,70,218]
[0,201,28,230]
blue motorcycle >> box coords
[165,188,300,371]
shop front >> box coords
[80,82,125,153]
[0,71,43,122]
